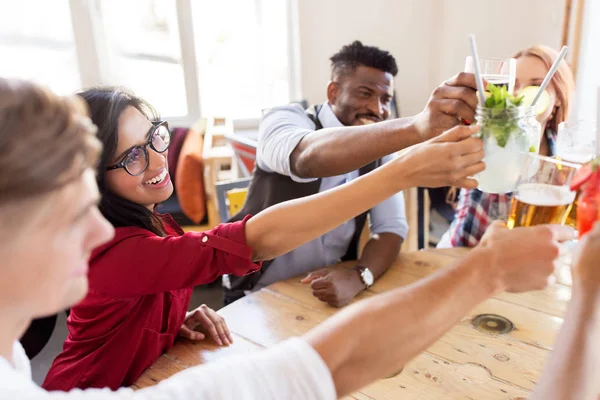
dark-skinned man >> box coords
[224,41,480,307]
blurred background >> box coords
[1,0,598,127]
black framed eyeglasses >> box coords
[106,121,171,176]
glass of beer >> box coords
[556,120,596,228]
[507,153,580,228]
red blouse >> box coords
[42,215,260,391]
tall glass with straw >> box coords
[468,35,543,194]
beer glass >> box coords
[507,153,580,228]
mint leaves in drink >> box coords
[485,82,523,109]
[482,83,524,148]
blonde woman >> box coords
[440,45,576,247]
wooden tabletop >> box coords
[133,248,572,399]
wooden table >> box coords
[134,248,572,399]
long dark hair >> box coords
[78,86,167,236]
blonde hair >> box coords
[445,46,576,208]
[512,45,575,133]
[0,78,100,208]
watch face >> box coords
[362,268,374,286]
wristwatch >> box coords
[354,265,374,289]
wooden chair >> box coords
[402,187,430,251]
[202,117,238,227]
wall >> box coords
[296,0,565,117]
[571,0,599,123]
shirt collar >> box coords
[317,102,344,128]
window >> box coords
[192,0,292,119]
[571,0,600,125]
[99,1,188,117]
[0,0,299,126]
[0,0,81,95]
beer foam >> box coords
[515,183,576,206]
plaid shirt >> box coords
[445,130,556,247]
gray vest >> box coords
[223,105,381,303]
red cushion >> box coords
[175,127,206,224]
[167,128,189,186]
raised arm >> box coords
[532,224,600,400]
[246,124,484,261]
[37,226,573,400]
[305,222,573,396]
[290,73,480,178]
[88,217,259,298]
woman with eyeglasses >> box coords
[42,86,486,391]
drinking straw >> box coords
[532,46,568,107]
[468,34,486,106]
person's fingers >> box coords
[328,298,344,308]
[194,309,222,346]
[179,325,194,340]
[453,177,479,190]
[456,149,485,169]
[442,138,484,160]
[310,277,331,290]
[433,99,476,125]
[432,124,480,144]
[453,136,484,154]
[431,84,479,111]
[182,313,198,330]
[478,220,508,247]
[300,269,329,284]
[313,290,335,302]
[449,161,486,188]
[217,315,233,345]
[457,161,486,177]
[179,325,205,341]
[443,72,486,91]
[205,309,230,346]
[531,224,576,243]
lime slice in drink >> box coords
[517,86,550,115]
